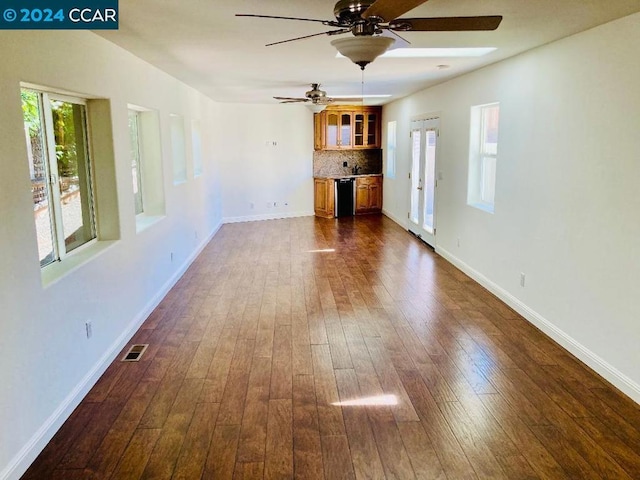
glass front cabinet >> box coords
[314,106,381,150]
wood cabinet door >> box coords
[354,112,365,147]
[314,112,323,150]
[355,176,382,214]
[315,106,381,150]
[340,112,352,148]
[369,181,382,210]
[352,111,380,149]
[366,112,379,147]
[355,181,370,213]
[326,112,340,148]
[314,178,335,218]
[315,179,327,213]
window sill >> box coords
[41,240,117,288]
[468,201,495,214]
[136,214,165,234]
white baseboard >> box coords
[223,211,314,224]
[382,208,407,228]
[436,245,640,404]
[359,211,639,404]
[1,220,223,480]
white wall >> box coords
[383,13,640,401]
[0,31,224,479]
[217,103,314,222]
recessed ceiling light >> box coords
[338,47,496,59]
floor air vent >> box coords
[121,344,149,362]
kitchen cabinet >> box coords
[314,106,381,150]
[314,177,335,218]
[355,175,382,214]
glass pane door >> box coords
[49,98,95,253]
[354,114,364,146]
[423,129,437,234]
[340,113,351,147]
[327,113,339,147]
[410,129,421,224]
[408,118,439,247]
[367,113,377,146]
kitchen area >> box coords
[313,105,383,218]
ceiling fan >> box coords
[274,84,361,105]
[237,0,503,68]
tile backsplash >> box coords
[313,149,383,177]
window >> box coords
[129,110,144,215]
[468,103,499,213]
[386,120,396,178]
[170,114,187,184]
[192,119,203,177]
[22,88,96,268]
[128,105,165,230]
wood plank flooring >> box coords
[23,215,640,479]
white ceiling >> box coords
[97,0,640,105]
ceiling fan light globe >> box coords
[331,36,395,69]
[307,103,328,113]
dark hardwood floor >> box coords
[23,215,640,479]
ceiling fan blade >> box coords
[236,14,329,24]
[266,29,349,46]
[380,27,411,49]
[279,100,309,104]
[330,97,365,102]
[273,97,308,101]
[361,0,429,22]
[390,16,503,32]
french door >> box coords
[408,117,439,247]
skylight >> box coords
[336,47,496,59]
[331,94,392,99]
[383,47,496,58]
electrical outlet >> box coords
[85,321,92,339]
[520,272,526,287]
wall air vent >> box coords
[121,344,149,362]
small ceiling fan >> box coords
[274,84,361,105]
[237,0,503,68]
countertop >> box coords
[315,173,383,179]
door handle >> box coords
[417,186,423,190]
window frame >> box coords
[386,120,397,179]
[192,119,203,178]
[128,108,145,215]
[468,102,500,214]
[23,87,98,268]
[170,113,187,185]
[128,104,166,233]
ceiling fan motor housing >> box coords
[333,0,376,24]
[306,84,328,101]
